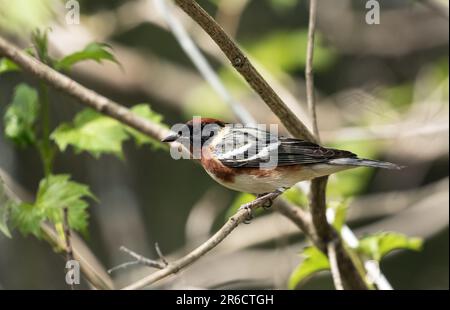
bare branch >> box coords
[174,0,316,142]
[63,207,74,290]
[305,0,320,141]
[121,191,283,290]
[0,36,170,143]
[304,0,368,290]
[327,241,344,290]
[310,177,332,242]
[107,246,168,274]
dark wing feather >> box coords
[215,127,356,168]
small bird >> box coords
[162,118,402,195]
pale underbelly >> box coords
[203,164,350,194]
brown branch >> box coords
[305,0,320,140]
[108,245,168,274]
[122,191,283,290]
[174,0,316,143]
[327,241,344,290]
[0,36,170,143]
[304,0,368,290]
[63,207,74,290]
[310,176,332,241]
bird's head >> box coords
[161,118,226,146]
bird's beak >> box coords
[161,132,179,143]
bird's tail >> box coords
[328,157,404,170]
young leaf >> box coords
[55,43,119,71]
[125,104,167,149]
[10,202,44,237]
[282,187,308,207]
[10,175,95,238]
[0,58,20,74]
[31,28,53,65]
[329,200,349,232]
[288,246,330,289]
[3,83,39,147]
[51,109,129,158]
[358,232,423,261]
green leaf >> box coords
[358,232,423,261]
[282,187,307,207]
[10,202,44,237]
[10,175,95,237]
[51,109,129,158]
[55,43,119,71]
[31,28,53,65]
[288,246,330,289]
[0,58,20,74]
[3,83,39,147]
[126,104,167,149]
[329,200,349,232]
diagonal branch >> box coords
[305,0,320,141]
[174,0,316,143]
[0,36,170,144]
[122,191,283,290]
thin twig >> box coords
[107,245,168,274]
[327,241,344,290]
[305,0,320,141]
[326,208,393,290]
[121,190,283,289]
[154,242,169,266]
[63,207,74,290]
[304,0,368,290]
[174,0,316,142]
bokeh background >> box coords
[0,0,448,289]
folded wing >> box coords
[214,127,356,168]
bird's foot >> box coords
[257,193,274,209]
[238,205,254,224]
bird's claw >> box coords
[238,205,254,224]
[257,193,275,209]
[262,198,273,209]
